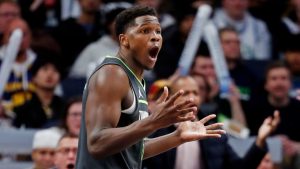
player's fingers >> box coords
[201,134,222,139]
[165,90,184,106]
[156,86,169,103]
[172,101,196,112]
[199,114,216,124]
[205,123,224,130]
[207,129,226,135]
[176,107,198,116]
[176,113,196,123]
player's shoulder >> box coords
[89,64,130,91]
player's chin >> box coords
[143,62,156,70]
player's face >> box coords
[265,68,291,99]
[126,15,162,70]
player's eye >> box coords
[142,29,150,34]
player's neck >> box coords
[117,51,143,80]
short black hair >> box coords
[31,49,62,77]
[115,5,157,37]
[264,61,290,82]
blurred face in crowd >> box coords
[284,51,300,75]
[191,56,217,80]
[67,102,82,136]
[220,30,241,60]
[32,148,56,169]
[3,18,31,53]
[223,0,249,20]
[136,0,160,9]
[191,75,208,103]
[33,63,60,91]
[171,76,202,110]
[79,0,102,14]
[265,67,291,100]
[55,137,78,169]
[0,2,20,33]
[257,153,275,169]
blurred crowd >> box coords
[0,0,300,169]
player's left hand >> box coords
[175,114,225,143]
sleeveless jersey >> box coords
[76,56,149,169]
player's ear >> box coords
[119,34,129,48]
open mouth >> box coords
[149,46,159,59]
[67,163,75,169]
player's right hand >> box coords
[147,87,198,129]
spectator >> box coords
[0,0,20,40]
[190,42,218,101]
[13,50,65,129]
[53,0,104,75]
[219,27,260,101]
[213,0,271,60]
[58,96,82,136]
[247,61,300,167]
[143,75,279,169]
[0,18,36,116]
[70,2,131,78]
[54,134,79,169]
[30,129,61,169]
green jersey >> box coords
[76,56,149,169]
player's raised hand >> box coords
[148,87,198,129]
[176,114,225,142]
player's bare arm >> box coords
[85,65,201,159]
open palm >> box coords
[176,114,225,142]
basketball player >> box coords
[76,6,225,169]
